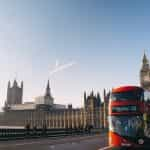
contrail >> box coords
[50,61,76,76]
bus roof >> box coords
[112,86,142,93]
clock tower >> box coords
[140,52,150,90]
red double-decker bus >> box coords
[108,85,150,149]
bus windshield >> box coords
[111,90,143,101]
[109,115,144,138]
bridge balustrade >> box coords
[0,127,103,140]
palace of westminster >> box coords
[0,53,150,129]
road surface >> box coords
[0,134,110,150]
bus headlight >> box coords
[138,139,144,145]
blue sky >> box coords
[0,0,149,110]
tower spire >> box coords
[45,80,51,96]
[142,50,149,70]
[13,79,18,87]
[143,50,149,64]
[8,80,11,88]
[97,92,101,106]
[84,91,87,106]
[103,88,106,99]
[90,89,94,97]
[21,81,23,89]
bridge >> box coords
[0,134,109,150]
[0,128,110,150]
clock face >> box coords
[144,75,150,81]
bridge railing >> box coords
[0,128,105,140]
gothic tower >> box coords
[84,91,101,128]
[140,52,150,90]
[6,80,23,105]
[103,88,109,129]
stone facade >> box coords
[0,80,109,129]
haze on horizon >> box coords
[0,0,149,111]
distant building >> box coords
[0,79,109,129]
[140,52,150,90]
[6,80,23,106]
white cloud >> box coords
[49,61,76,76]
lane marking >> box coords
[98,146,112,150]
[0,141,43,147]
[49,145,55,149]
[71,142,76,145]
[13,141,42,146]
